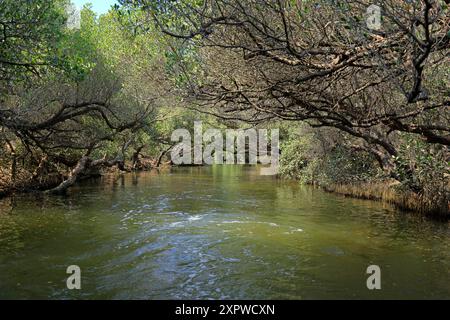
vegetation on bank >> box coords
[0,0,449,218]
[279,123,449,217]
[0,0,208,195]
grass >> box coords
[324,180,449,220]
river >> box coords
[0,166,449,299]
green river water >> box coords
[0,166,449,299]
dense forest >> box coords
[0,0,449,218]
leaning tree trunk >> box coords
[47,156,126,194]
[47,156,90,194]
[156,145,174,168]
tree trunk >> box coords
[47,156,90,194]
[132,146,144,170]
[156,146,173,168]
[47,156,127,194]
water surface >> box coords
[0,166,449,299]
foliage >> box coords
[0,1,178,193]
[0,0,69,82]
[280,126,380,185]
[394,134,449,211]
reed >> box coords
[324,180,449,220]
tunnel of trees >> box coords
[0,0,449,217]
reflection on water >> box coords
[0,166,449,299]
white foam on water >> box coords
[188,215,202,222]
[169,222,184,228]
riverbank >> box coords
[0,155,169,198]
[1,166,449,220]
[323,181,449,220]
